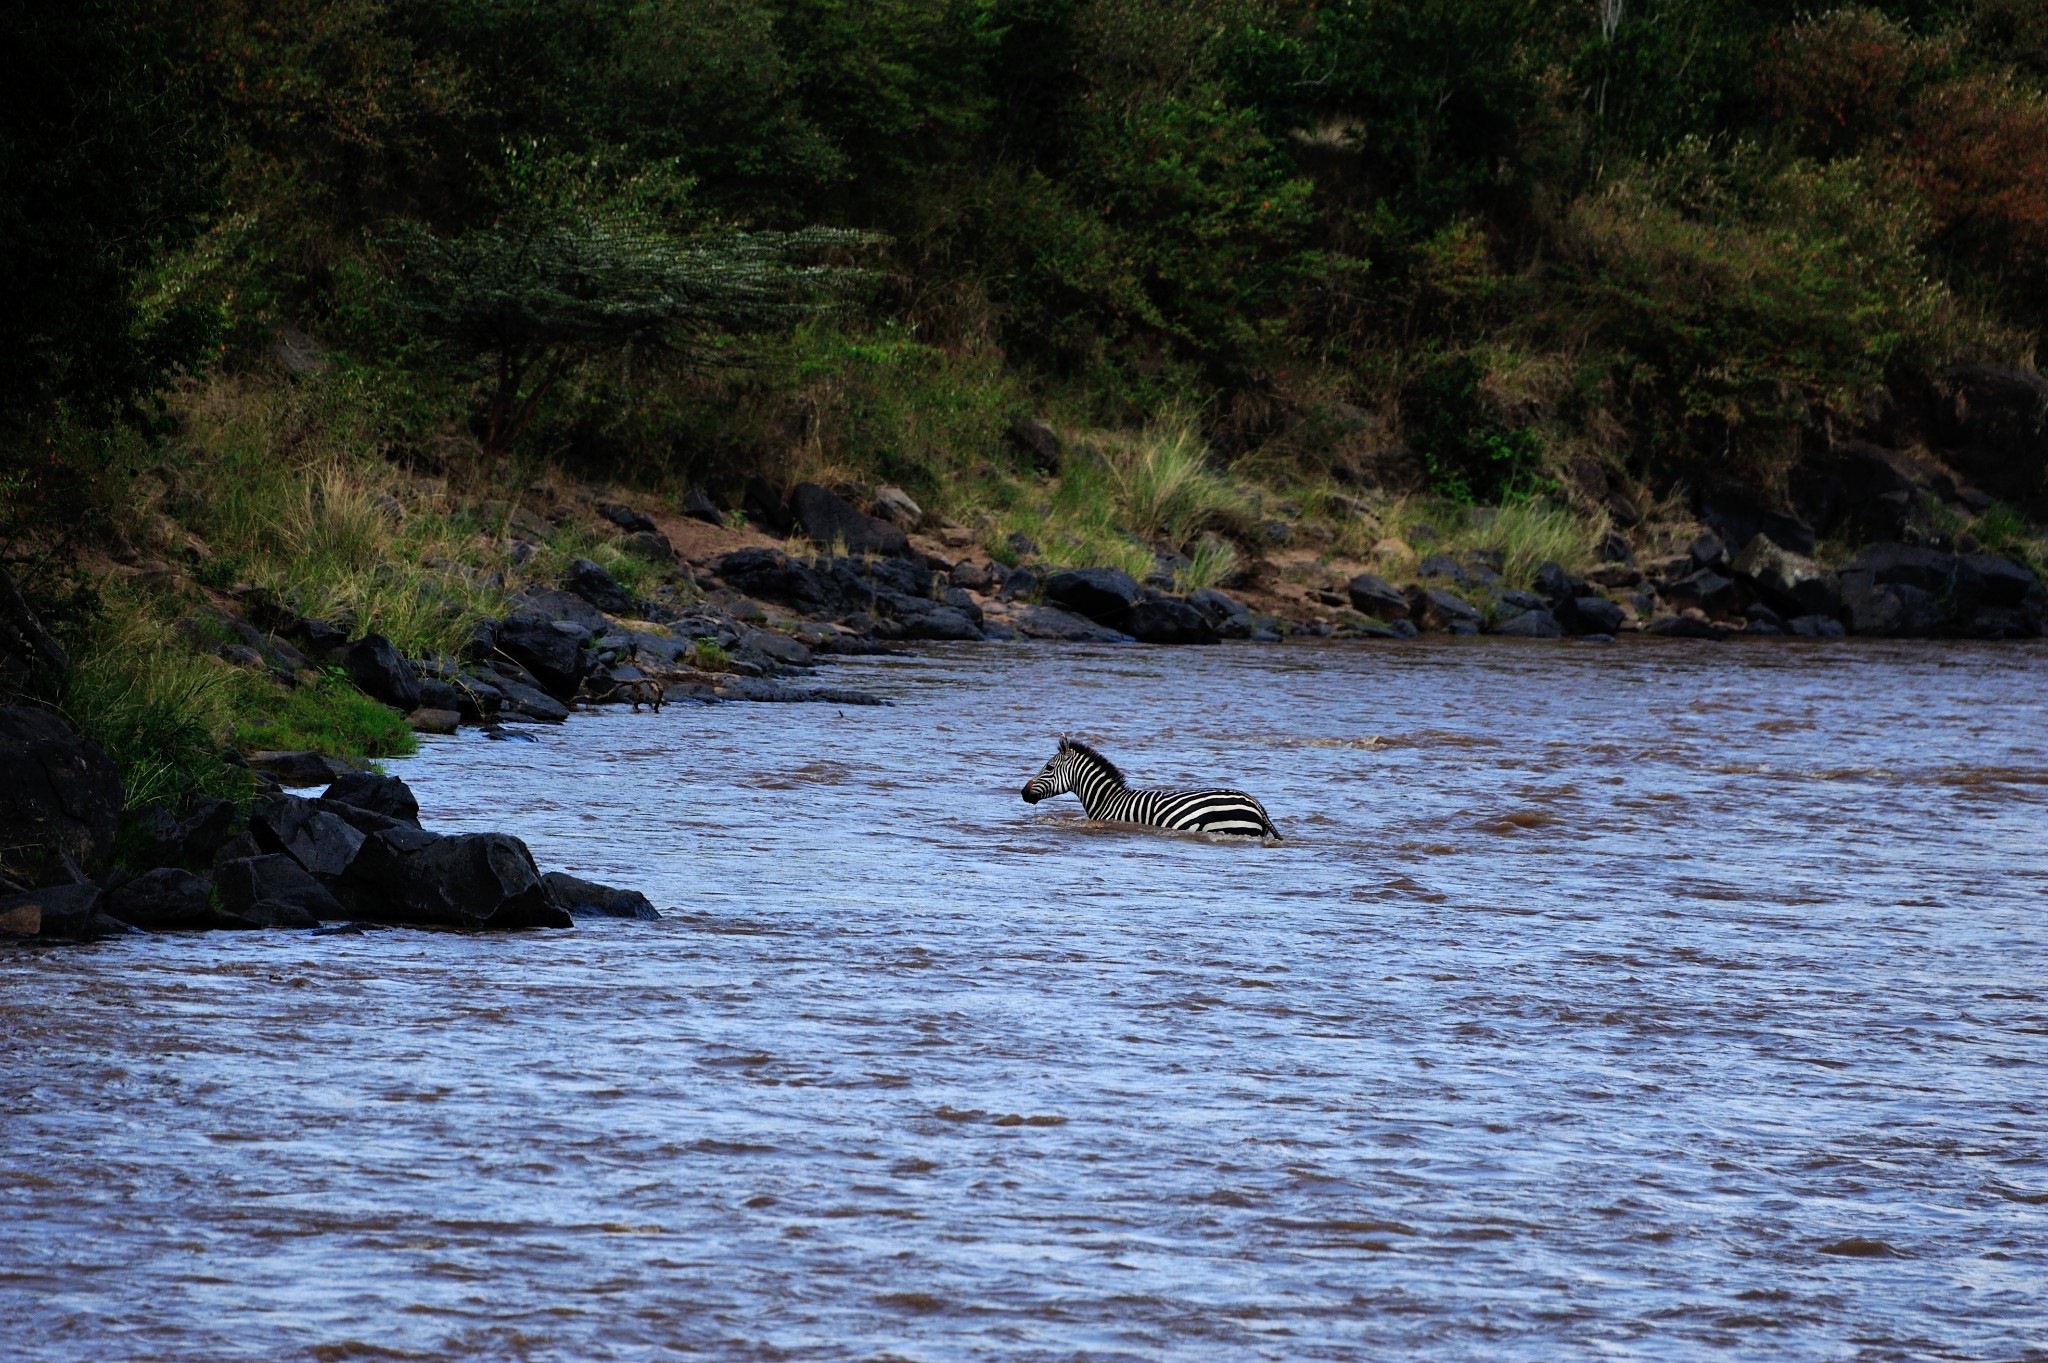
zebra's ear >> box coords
[1057,734,1071,750]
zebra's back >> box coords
[1112,786,1279,838]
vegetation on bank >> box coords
[5,0,2048,814]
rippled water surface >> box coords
[6,640,2048,1361]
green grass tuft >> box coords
[59,612,251,810]
[233,669,417,761]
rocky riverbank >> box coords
[148,463,2048,764]
[0,702,657,940]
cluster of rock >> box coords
[203,558,892,765]
[0,703,657,939]
[1334,527,2043,642]
[701,525,2043,652]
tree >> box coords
[389,216,876,456]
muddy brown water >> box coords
[5,639,2047,1361]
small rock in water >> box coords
[541,871,661,921]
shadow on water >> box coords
[4,638,2047,1360]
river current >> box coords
[5,639,2047,1361]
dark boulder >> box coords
[450,672,504,722]
[103,868,213,930]
[287,616,351,660]
[1647,614,1730,640]
[1346,573,1410,622]
[1007,415,1062,472]
[737,626,815,667]
[1493,607,1563,638]
[0,705,123,879]
[620,531,675,563]
[322,772,422,828]
[494,614,590,700]
[1930,364,2048,507]
[1596,530,1637,565]
[948,560,998,593]
[788,482,909,557]
[596,500,658,534]
[714,548,832,613]
[1006,605,1132,642]
[1408,586,1483,634]
[1124,598,1219,645]
[1664,569,1744,616]
[1732,535,1842,618]
[119,804,185,871]
[250,794,366,879]
[1,883,123,937]
[216,900,321,930]
[742,475,795,534]
[418,677,462,714]
[246,750,355,789]
[866,556,934,598]
[1788,614,1848,638]
[681,488,725,526]
[1688,533,1729,572]
[1701,491,1817,557]
[215,853,345,923]
[1417,554,1471,586]
[564,558,634,615]
[307,797,409,838]
[339,827,572,930]
[180,799,236,865]
[1962,553,2039,608]
[1044,567,1142,624]
[541,871,661,921]
[1560,596,1626,635]
[1841,578,1947,637]
[1844,543,1962,596]
[343,634,422,712]
[488,672,572,723]
[511,587,611,633]
[460,617,499,663]
[1532,562,1588,606]
[898,606,984,641]
[1792,442,1946,543]
[1187,588,1253,638]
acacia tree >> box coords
[389,217,875,457]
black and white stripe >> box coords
[1021,738,1280,838]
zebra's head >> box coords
[1021,737,1123,803]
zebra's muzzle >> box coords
[1021,784,1043,803]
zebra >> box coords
[1020,737,1281,838]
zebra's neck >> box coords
[1069,756,1127,819]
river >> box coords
[5,639,2046,1360]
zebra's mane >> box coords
[1059,737,1127,787]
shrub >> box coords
[1406,354,1548,503]
[1091,411,1252,546]
[1566,142,1998,487]
[56,597,249,810]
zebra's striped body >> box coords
[1021,738,1280,838]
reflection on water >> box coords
[5,639,2047,1360]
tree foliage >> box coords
[390,217,876,455]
